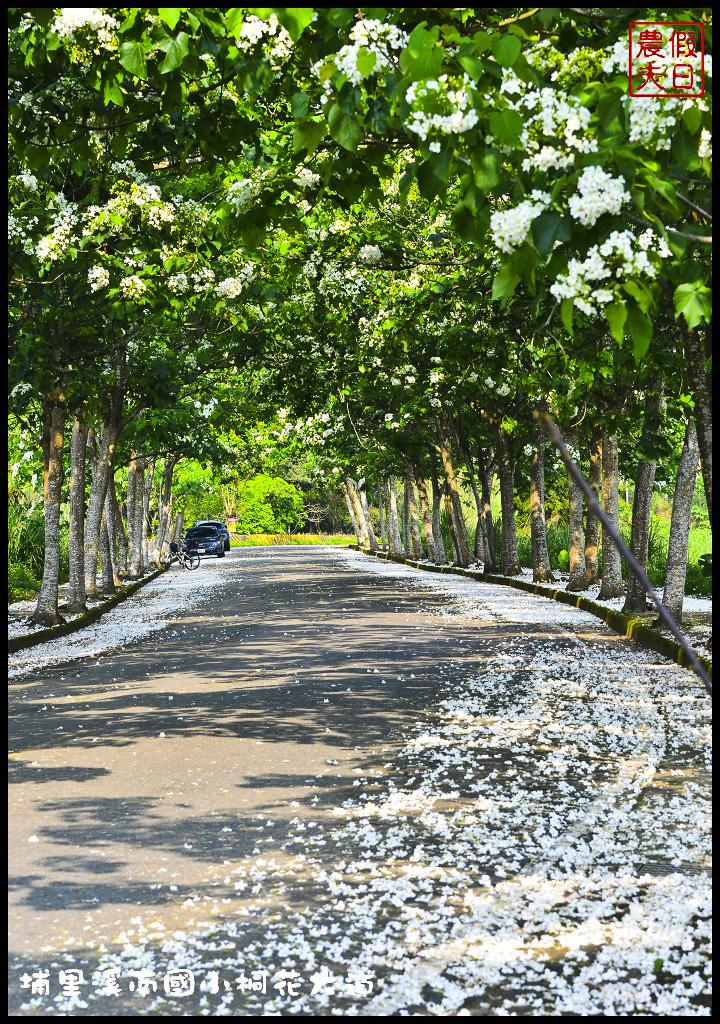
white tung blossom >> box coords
[550,229,671,316]
[235,13,293,66]
[320,18,408,86]
[119,274,146,299]
[490,191,551,253]
[405,75,479,141]
[293,166,321,190]
[568,166,630,227]
[358,244,382,264]
[168,272,189,294]
[227,178,260,216]
[35,195,80,263]
[50,8,119,52]
[698,127,712,159]
[16,171,38,192]
[215,264,254,300]
[87,266,109,292]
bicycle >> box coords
[169,541,200,571]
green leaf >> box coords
[399,23,444,79]
[158,8,182,30]
[327,104,362,152]
[560,298,574,334]
[416,158,447,200]
[356,46,377,78]
[102,78,124,107]
[682,105,702,134]
[458,53,484,80]
[532,211,570,257]
[626,303,653,361]
[473,30,493,53]
[290,91,309,117]
[315,60,336,83]
[275,8,315,42]
[605,299,627,343]
[225,8,244,36]
[493,35,522,68]
[488,109,524,147]
[471,148,500,191]
[292,118,326,153]
[119,41,148,79]
[158,31,190,73]
[674,282,712,329]
[491,264,520,301]
[119,10,140,32]
[622,279,653,312]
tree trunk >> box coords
[154,455,177,564]
[66,417,88,613]
[347,478,374,549]
[105,484,123,587]
[462,451,488,566]
[566,426,587,591]
[415,473,436,563]
[444,487,460,564]
[404,469,424,559]
[345,479,370,546]
[98,510,116,595]
[624,388,664,612]
[476,446,496,571]
[84,419,119,598]
[172,511,184,546]
[109,475,128,576]
[598,434,624,599]
[684,325,711,519]
[429,455,446,564]
[387,478,403,554]
[126,452,145,578]
[436,421,472,567]
[342,482,363,544]
[496,431,521,576]
[401,477,412,556]
[584,429,602,587]
[31,398,66,626]
[142,456,156,571]
[358,485,378,550]
[662,421,700,623]
[377,482,387,550]
[529,417,554,583]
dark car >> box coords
[183,525,225,559]
[195,520,231,552]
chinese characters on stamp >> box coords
[628,21,705,98]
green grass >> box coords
[230,532,354,547]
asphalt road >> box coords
[7,546,711,1016]
[9,547,489,1010]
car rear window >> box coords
[187,528,218,538]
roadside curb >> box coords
[348,545,712,678]
[8,563,173,655]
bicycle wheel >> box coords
[187,553,201,570]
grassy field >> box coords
[230,533,354,547]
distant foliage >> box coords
[234,475,304,533]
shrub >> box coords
[235,475,304,533]
[8,563,40,603]
[8,502,45,579]
[685,553,712,596]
